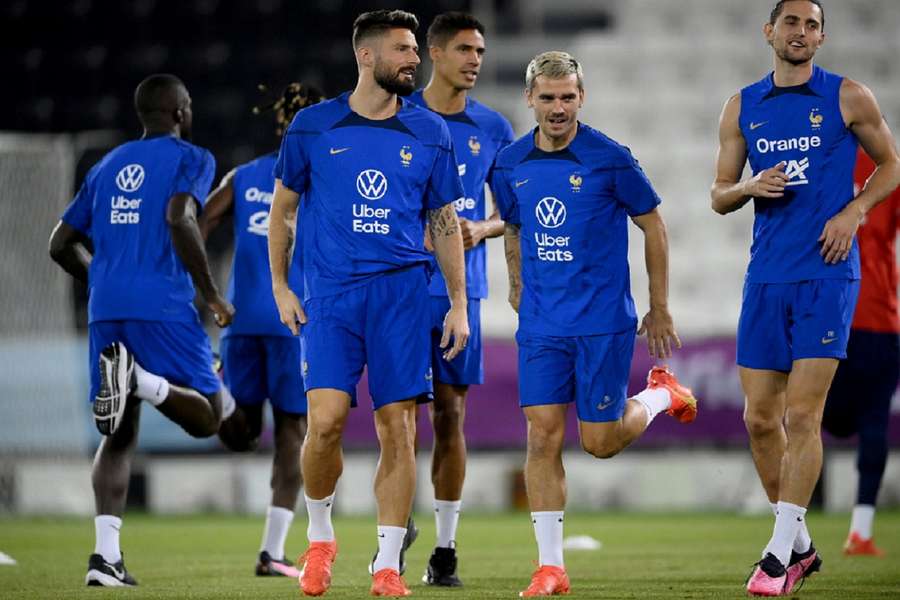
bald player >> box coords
[49,73,233,587]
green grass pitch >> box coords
[1,512,898,598]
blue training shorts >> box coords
[221,334,306,415]
[516,328,635,423]
[301,266,433,409]
[88,317,219,403]
[737,279,860,372]
[430,296,482,386]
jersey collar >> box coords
[762,64,825,99]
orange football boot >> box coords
[647,366,698,424]
[298,541,337,596]
[519,565,570,597]
[370,568,411,597]
[844,532,885,557]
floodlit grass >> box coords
[1,511,898,598]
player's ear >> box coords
[356,45,374,69]
[428,45,441,63]
[525,87,534,108]
[763,21,775,44]
[173,107,184,125]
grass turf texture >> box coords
[1,512,898,598]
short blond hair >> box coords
[525,51,583,91]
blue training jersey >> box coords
[740,64,860,283]
[222,153,302,338]
[492,123,661,337]
[61,134,216,323]
[274,92,465,299]
[408,91,515,299]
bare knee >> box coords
[307,413,346,449]
[581,436,621,459]
[527,419,565,459]
[743,408,783,440]
[432,400,464,440]
[785,407,823,440]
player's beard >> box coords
[773,40,816,66]
[374,60,416,96]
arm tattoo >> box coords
[427,203,460,239]
[504,224,522,287]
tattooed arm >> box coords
[268,179,305,335]
[428,202,469,360]
[504,223,522,313]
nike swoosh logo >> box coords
[515,179,529,188]
[749,121,768,130]
[108,565,125,579]
[821,337,836,345]
[330,147,350,155]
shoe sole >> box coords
[93,344,132,436]
[85,569,133,587]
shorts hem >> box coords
[434,376,482,387]
[791,352,846,362]
[374,386,433,410]
[520,398,571,409]
[736,360,791,373]
[576,410,626,424]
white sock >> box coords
[94,515,122,563]
[220,384,236,421]
[763,502,807,567]
[771,501,811,553]
[793,517,812,554]
[260,506,294,559]
[850,504,875,540]
[434,499,461,548]
[305,493,335,542]
[133,364,169,406]
[372,525,406,573]
[633,387,671,426]
[531,511,564,568]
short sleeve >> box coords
[274,129,310,194]
[61,170,95,235]
[614,154,661,217]
[425,121,465,210]
[174,147,216,208]
[490,164,519,225]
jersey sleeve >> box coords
[425,121,466,210]
[490,163,520,225]
[496,117,515,150]
[61,168,95,235]
[274,129,310,194]
[613,154,661,217]
[174,147,216,209]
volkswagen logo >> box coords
[535,196,566,229]
[115,164,145,193]
[356,169,387,200]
